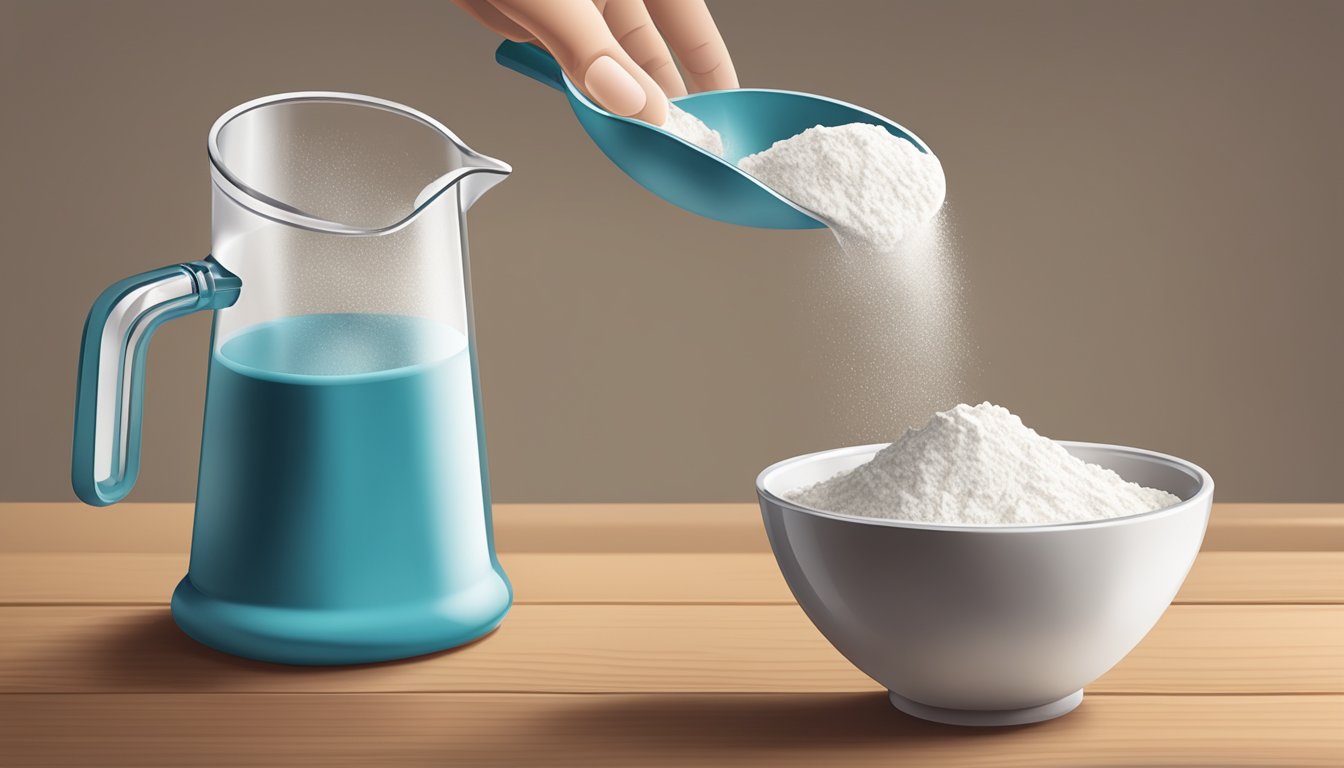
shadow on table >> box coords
[518,692,1041,758]
[32,611,1060,762]
[63,609,490,690]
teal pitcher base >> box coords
[170,572,512,666]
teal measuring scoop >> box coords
[496,41,934,230]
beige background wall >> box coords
[2,0,1340,502]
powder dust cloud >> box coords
[797,209,974,442]
[728,121,972,441]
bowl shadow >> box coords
[450,691,1059,764]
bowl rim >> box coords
[756,440,1214,533]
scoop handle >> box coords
[495,41,566,93]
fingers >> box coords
[602,0,687,98]
[451,0,533,42]
[645,0,738,92]
[491,0,669,124]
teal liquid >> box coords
[189,313,502,613]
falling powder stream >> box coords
[738,123,970,435]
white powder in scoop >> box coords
[738,123,946,249]
[787,403,1180,526]
[662,104,724,157]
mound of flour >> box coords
[663,104,724,157]
[738,123,946,248]
[786,403,1180,525]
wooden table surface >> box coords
[2,503,1341,766]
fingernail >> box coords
[584,55,647,116]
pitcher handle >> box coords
[72,258,241,506]
[495,41,567,93]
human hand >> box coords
[453,0,738,125]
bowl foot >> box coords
[888,689,1083,727]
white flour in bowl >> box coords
[737,123,945,249]
[786,403,1180,526]
[662,104,724,157]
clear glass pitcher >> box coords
[71,93,513,664]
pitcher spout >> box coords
[414,151,511,213]
[461,151,511,211]
[209,91,510,235]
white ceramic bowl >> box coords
[756,441,1213,726]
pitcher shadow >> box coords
[63,608,492,691]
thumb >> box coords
[582,54,668,123]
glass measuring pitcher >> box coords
[71,93,513,664]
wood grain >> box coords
[2,693,1340,767]
[0,503,770,554]
[1,503,1339,765]
[2,604,1340,695]
[3,551,1342,605]
[1175,551,1344,603]
[4,503,1341,554]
